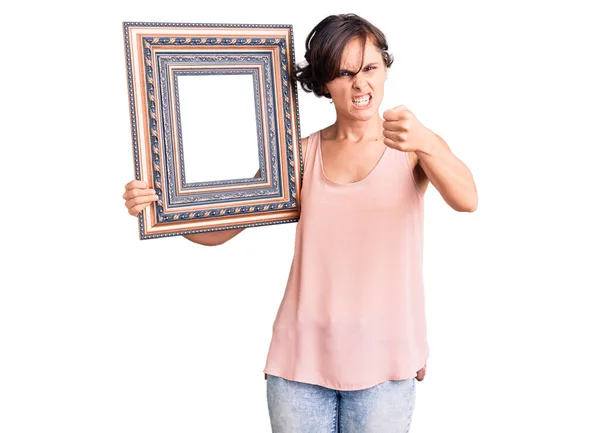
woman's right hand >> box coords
[123,180,159,216]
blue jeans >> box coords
[266,374,416,433]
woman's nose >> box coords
[352,74,367,91]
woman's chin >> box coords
[349,104,378,120]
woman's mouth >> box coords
[352,93,372,108]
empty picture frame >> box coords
[123,22,303,239]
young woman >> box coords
[123,13,477,433]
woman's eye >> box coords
[340,71,350,77]
[365,65,376,72]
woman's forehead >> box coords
[340,39,382,68]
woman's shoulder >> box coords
[299,131,317,158]
[301,126,331,156]
[301,136,309,158]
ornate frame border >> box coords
[123,22,303,239]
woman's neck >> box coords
[325,116,384,143]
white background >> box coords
[1,1,599,432]
[179,73,259,181]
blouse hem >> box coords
[263,354,428,391]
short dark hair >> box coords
[293,14,394,99]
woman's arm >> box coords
[183,228,245,246]
[382,106,477,212]
[415,132,478,212]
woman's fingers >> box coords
[122,186,156,200]
[124,179,149,191]
[127,201,154,216]
[125,193,159,215]
[123,180,158,215]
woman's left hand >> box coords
[416,363,427,381]
[382,105,435,154]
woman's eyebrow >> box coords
[340,63,377,72]
[338,67,358,76]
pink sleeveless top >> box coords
[263,130,429,391]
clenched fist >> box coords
[382,105,434,154]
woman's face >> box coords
[324,37,387,122]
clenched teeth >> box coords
[352,95,371,106]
